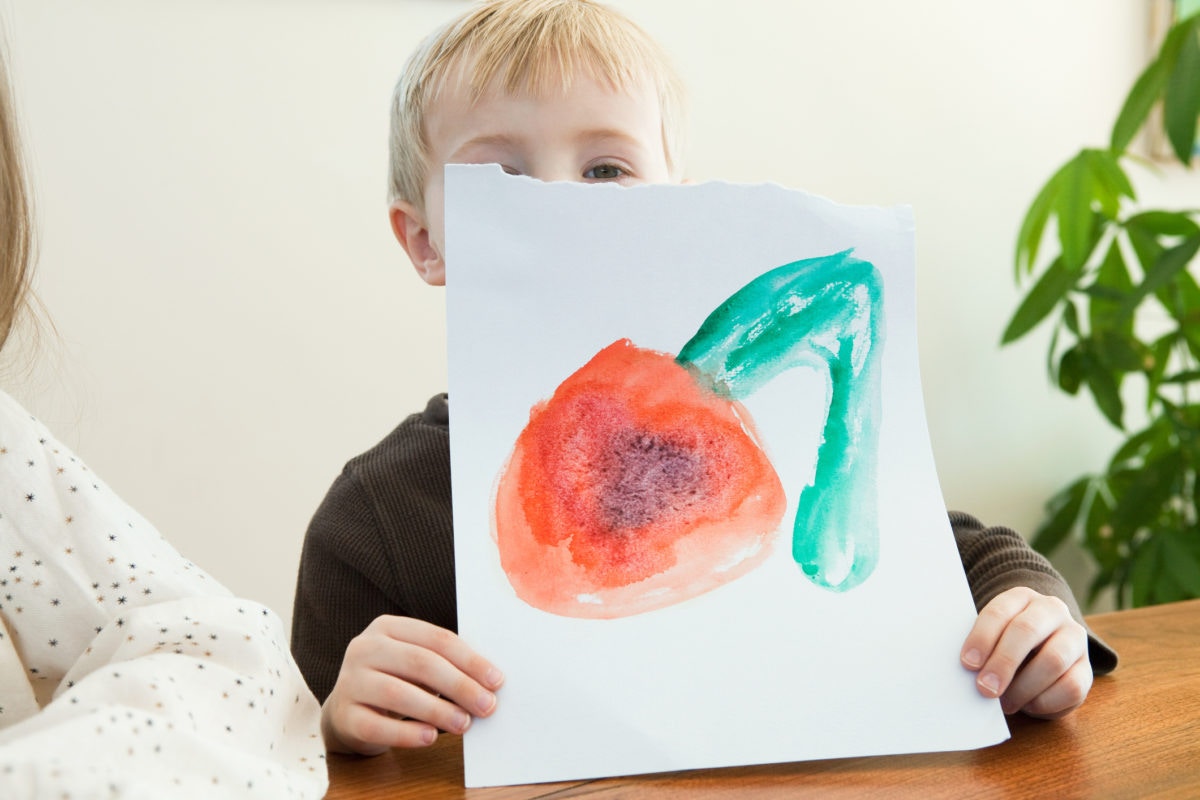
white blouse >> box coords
[0,391,327,798]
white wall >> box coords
[3,0,1192,627]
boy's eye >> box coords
[585,163,625,180]
[501,165,522,176]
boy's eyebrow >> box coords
[572,128,649,149]
[449,129,649,160]
[449,133,521,157]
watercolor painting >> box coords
[494,249,885,618]
[445,165,1010,788]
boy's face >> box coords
[390,69,673,286]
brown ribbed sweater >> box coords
[290,394,1117,702]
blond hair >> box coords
[0,40,34,357]
[388,0,686,211]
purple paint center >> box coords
[595,431,708,532]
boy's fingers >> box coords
[351,622,499,721]
[964,589,1072,699]
[1014,656,1093,719]
[354,667,475,734]
[384,642,497,719]
[326,616,504,755]
[960,587,1036,670]
[373,616,505,689]
[1000,627,1089,715]
[333,700,440,751]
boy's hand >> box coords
[321,616,504,755]
[960,587,1092,719]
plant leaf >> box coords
[1111,43,1172,152]
[1093,331,1146,372]
[1124,218,1165,271]
[1002,257,1075,344]
[1125,211,1200,238]
[1184,319,1200,363]
[1032,476,1090,554]
[1046,310,1064,379]
[1109,416,1168,467]
[1130,536,1160,607]
[1154,234,1200,329]
[1086,150,1135,217]
[1119,236,1200,317]
[1111,449,1183,534]
[1160,531,1200,597]
[1146,333,1177,406]
[1083,348,1125,428]
[1116,15,1196,155]
[1084,486,1122,575]
[1170,263,1200,312]
[1015,166,1063,277]
[1163,17,1200,164]
[1055,152,1100,271]
[1062,299,1081,335]
[1088,240,1133,335]
[1161,368,1200,384]
[1058,345,1085,394]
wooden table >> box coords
[325,599,1200,799]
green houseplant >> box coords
[1002,11,1200,608]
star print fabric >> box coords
[0,391,327,798]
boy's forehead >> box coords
[426,64,660,142]
[434,50,644,106]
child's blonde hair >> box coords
[0,40,34,355]
[388,0,686,211]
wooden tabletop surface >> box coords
[325,598,1200,799]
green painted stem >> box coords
[677,249,885,592]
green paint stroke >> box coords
[677,249,885,592]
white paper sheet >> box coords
[444,164,1009,787]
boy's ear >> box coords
[389,200,445,286]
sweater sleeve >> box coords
[950,510,1118,675]
[291,398,459,705]
[290,469,407,703]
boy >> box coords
[291,0,1116,757]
